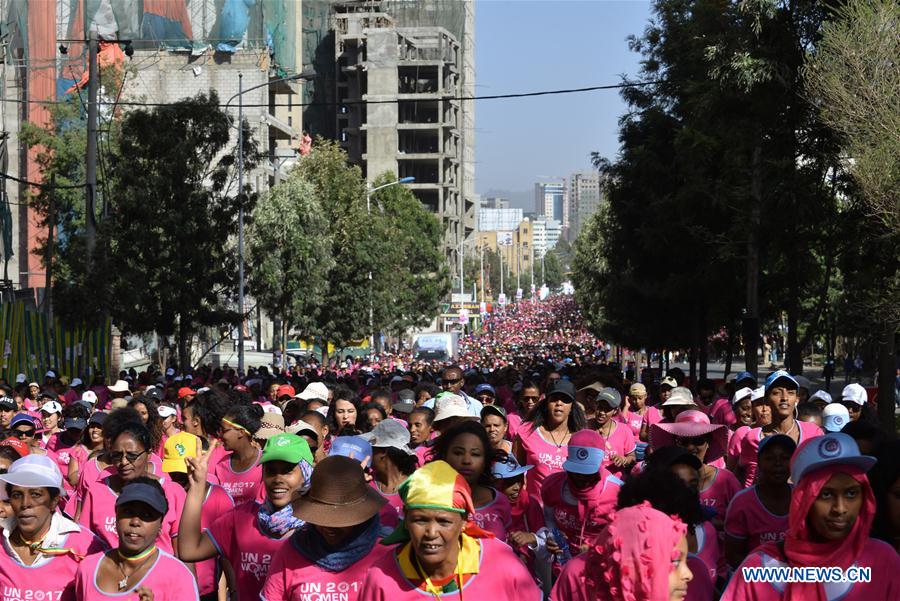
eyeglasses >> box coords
[675,436,709,447]
[443,378,462,385]
[12,429,35,439]
[108,450,147,464]
[520,395,540,402]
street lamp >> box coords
[226,70,314,374]
[366,177,415,354]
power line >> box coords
[0,80,660,109]
[1,172,86,190]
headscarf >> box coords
[381,460,493,544]
[759,464,876,601]
[585,502,687,601]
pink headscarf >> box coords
[759,465,876,601]
[585,501,688,601]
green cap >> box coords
[261,433,314,465]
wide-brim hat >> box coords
[293,455,386,527]
[650,410,727,463]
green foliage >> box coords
[542,250,565,289]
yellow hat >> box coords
[162,431,199,473]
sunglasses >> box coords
[675,436,709,447]
[12,429,35,439]
[108,450,147,464]
[443,378,463,385]
[520,395,540,402]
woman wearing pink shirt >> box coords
[725,386,758,471]
[74,478,198,600]
[723,433,900,600]
[739,371,823,487]
[589,387,636,475]
[725,434,795,568]
[363,419,417,529]
[432,420,512,539]
[76,421,185,555]
[0,455,107,601]
[652,409,740,528]
[507,380,541,441]
[513,379,587,500]
[212,403,264,504]
[180,433,314,601]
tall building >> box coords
[479,208,524,232]
[569,171,602,240]
[332,0,476,269]
[534,180,569,238]
[482,197,509,209]
[532,217,561,259]
[476,218,534,291]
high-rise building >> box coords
[332,0,476,271]
[482,197,510,209]
[532,217,562,259]
[534,180,569,237]
[569,171,602,240]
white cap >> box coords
[81,390,98,404]
[262,404,283,415]
[286,419,318,438]
[297,382,329,401]
[822,403,850,432]
[0,455,67,500]
[157,405,177,418]
[315,405,329,417]
[809,390,832,404]
[70,378,83,388]
[165,368,175,377]
[433,393,470,422]
[841,383,867,406]
[40,400,63,414]
[173,375,183,382]
[732,386,754,405]
[15,374,26,384]
[750,386,766,402]
[661,387,697,407]
[197,386,210,394]
[107,380,131,394]
[45,370,56,379]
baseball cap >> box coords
[14,374,26,384]
[393,389,416,414]
[0,438,29,457]
[40,401,62,415]
[547,379,576,403]
[63,417,87,430]
[660,376,678,389]
[157,405,177,418]
[809,391,832,405]
[297,382,329,401]
[596,388,622,409]
[562,430,605,475]
[255,413,285,440]
[764,370,799,392]
[262,433,314,465]
[822,403,851,433]
[474,383,496,397]
[481,404,507,422]
[10,414,37,430]
[790,433,876,484]
[732,387,754,405]
[0,397,16,411]
[45,371,56,379]
[433,393,470,423]
[116,481,168,515]
[144,387,164,403]
[360,419,414,455]
[276,384,296,399]
[286,420,319,439]
[0,455,66,499]
[162,432,200,473]
[628,383,647,397]
[328,436,373,465]
[70,378,83,388]
[750,386,766,402]
[177,387,195,400]
[734,371,757,386]
[661,387,696,407]
[81,390,98,405]
[758,433,797,457]
[491,454,534,480]
[88,412,108,427]
[840,383,867,406]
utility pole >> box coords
[85,31,99,268]
[459,235,464,296]
[479,244,484,304]
[237,73,245,374]
[499,249,504,297]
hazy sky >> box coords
[474,0,652,195]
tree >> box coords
[543,250,565,289]
[804,0,900,428]
[107,91,259,369]
[248,173,333,364]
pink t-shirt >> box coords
[597,421,636,476]
[413,444,432,468]
[196,483,235,596]
[686,554,716,601]
[506,413,523,441]
[358,537,542,601]
[74,549,199,600]
[471,488,512,539]
[261,537,391,601]
[370,481,404,529]
[722,538,900,601]
[739,421,822,487]
[515,425,568,499]
[691,521,720,582]
[45,434,79,493]
[78,475,185,554]
[0,518,106,601]
[550,551,591,601]
[614,409,644,438]
[724,486,789,552]
[212,450,263,504]
[710,397,736,426]
[541,472,623,550]
[727,425,750,468]
[699,466,742,523]
[206,500,290,601]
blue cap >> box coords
[562,431,606,475]
[474,383,496,396]
[491,454,534,480]
[764,370,799,392]
[328,436,373,465]
[734,371,757,386]
[758,433,797,457]
[116,481,169,515]
[64,417,87,430]
[822,403,850,433]
[790,433,876,484]
[10,414,37,430]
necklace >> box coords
[115,546,157,591]
[543,426,569,449]
[410,545,464,600]
[768,418,799,441]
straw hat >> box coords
[650,409,728,463]
[292,455,386,527]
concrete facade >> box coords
[476,217,533,279]
[479,208,523,232]
[534,180,569,239]
[569,171,602,240]
[333,0,476,273]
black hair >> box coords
[871,440,900,544]
[110,421,152,452]
[796,402,822,421]
[102,407,143,441]
[414,383,439,402]
[325,386,360,435]
[300,410,326,428]
[431,420,495,488]
[282,399,308,426]
[617,468,705,527]
[356,402,387,432]
[185,391,231,438]
[128,397,163,452]
[525,394,587,434]
[697,378,715,392]
[62,403,90,420]
[224,402,264,435]
[369,388,392,403]
[840,420,889,455]
[121,476,169,516]
[0,445,22,463]
[383,446,418,476]
[410,406,435,425]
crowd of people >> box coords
[0,296,897,600]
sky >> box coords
[474,0,653,202]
